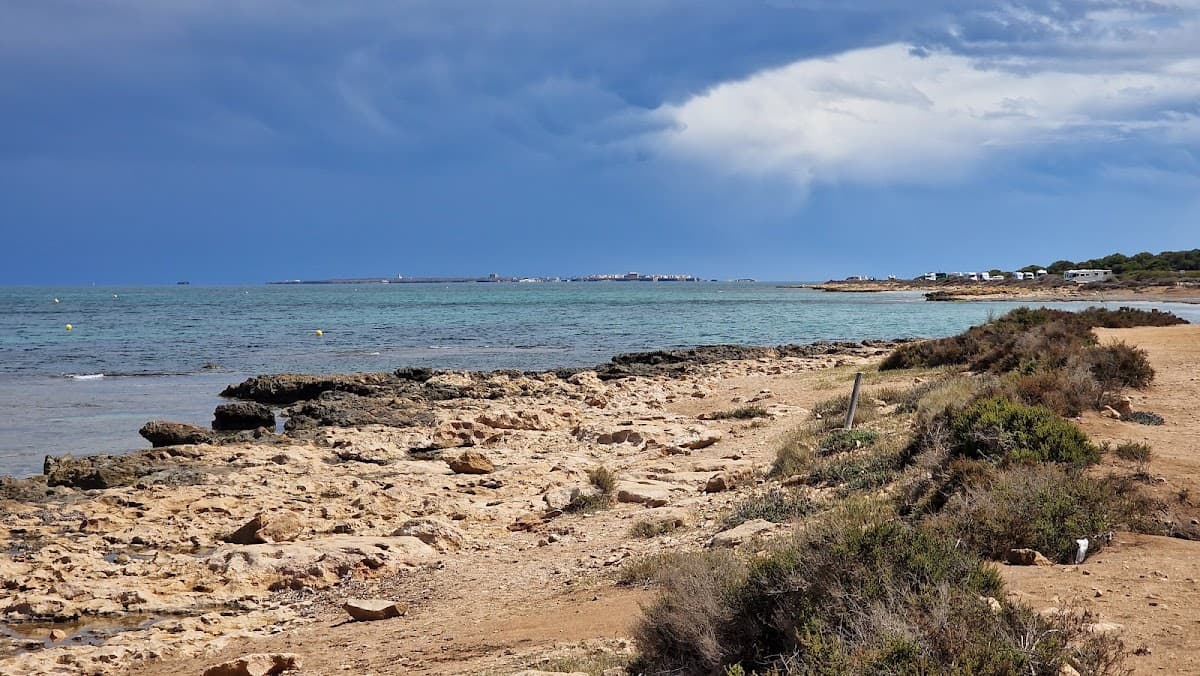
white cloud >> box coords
[655,43,1200,185]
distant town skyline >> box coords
[2,2,1198,284]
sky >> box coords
[1,1,1198,284]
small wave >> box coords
[69,374,105,381]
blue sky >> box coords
[1,1,1198,283]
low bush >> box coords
[770,426,817,478]
[929,465,1117,563]
[705,405,769,420]
[566,466,617,512]
[947,397,1099,466]
[803,443,912,492]
[1124,410,1164,426]
[588,465,617,493]
[812,393,876,430]
[1088,341,1155,396]
[817,428,879,455]
[1113,441,1153,464]
[630,518,683,539]
[722,488,817,528]
[1004,365,1098,417]
[881,306,1182,378]
[634,509,1127,675]
[618,549,744,591]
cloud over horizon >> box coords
[1,1,1198,283]
[656,41,1200,186]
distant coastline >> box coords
[268,272,708,285]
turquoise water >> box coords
[2,283,1197,477]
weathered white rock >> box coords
[615,481,672,507]
[446,450,495,474]
[673,428,722,450]
[709,519,775,548]
[342,598,406,622]
[205,536,435,591]
[225,511,304,545]
[391,517,469,551]
[543,485,603,511]
[202,653,302,676]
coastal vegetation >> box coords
[633,306,1192,675]
[1032,248,1200,277]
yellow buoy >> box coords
[315,329,324,337]
[65,324,73,331]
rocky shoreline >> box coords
[0,340,897,675]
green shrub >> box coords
[931,466,1121,563]
[770,426,817,478]
[588,465,617,493]
[948,397,1099,466]
[630,518,684,539]
[705,405,769,420]
[881,306,1183,373]
[1087,341,1155,395]
[722,488,816,528]
[804,445,911,491]
[633,510,1126,675]
[817,428,879,455]
[566,466,618,512]
[1004,365,1098,417]
[618,549,742,589]
[812,393,876,430]
[1113,441,1153,464]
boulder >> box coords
[704,473,730,493]
[673,428,722,450]
[342,598,406,622]
[138,420,214,447]
[43,452,184,490]
[1099,406,1122,420]
[1006,548,1054,566]
[392,517,469,551]
[202,653,302,676]
[446,450,495,474]
[709,519,775,548]
[1114,396,1134,416]
[616,481,672,507]
[212,402,276,431]
[221,373,391,405]
[543,485,602,511]
[225,511,305,545]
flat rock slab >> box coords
[202,653,301,676]
[343,598,407,622]
[709,519,776,548]
[616,481,673,507]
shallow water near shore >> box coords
[3,282,1199,477]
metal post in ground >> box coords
[844,372,864,430]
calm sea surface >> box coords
[2,283,1197,477]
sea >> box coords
[3,282,1198,478]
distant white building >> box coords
[1014,271,1033,280]
[1036,269,1049,278]
[1064,269,1114,284]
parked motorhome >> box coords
[1064,269,1114,284]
